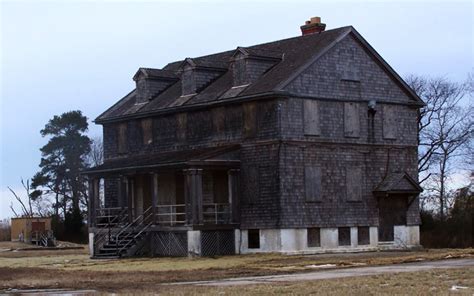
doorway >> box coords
[378,197,407,242]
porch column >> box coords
[228,169,240,224]
[88,177,96,226]
[124,177,132,223]
[152,173,159,224]
[184,169,203,225]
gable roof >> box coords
[374,172,423,195]
[96,26,423,124]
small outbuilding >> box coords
[11,217,54,246]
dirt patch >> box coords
[0,247,472,293]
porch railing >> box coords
[154,204,187,226]
[203,203,231,224]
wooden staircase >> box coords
[93,207,153,259]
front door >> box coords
[378,197,407,242]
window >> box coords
[176,113,187,141]
[118,123,128,154]
[212,107,225,137]
[307,227,321,247]
[243,102,257,138]
[344,102,360,138]
[383,105,397,139]
[346,167,362,201]
[305,166,322,202]
[303,99,320,136]
[358,226,370,245]
[338,227,351,246]
[248,229,260,249]
[141,118,153,145]
[243,166,259,204]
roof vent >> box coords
[300,17,326,36]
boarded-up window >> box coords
[141,118,153,145]
[346,167,362,201]
[303,99,320,136]
[243,102,257,138]
[358,226,370,245]
[307,227,321,247]
[212,107,225,137]
[118,123,128,154]
[338,227,351,246]
[344,102,360,138]
[176,113,187,141]
[305,166,322,202]
[248,229,260,249]
[383,105,397,139]
[243,165,259,204]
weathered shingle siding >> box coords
[101,99,281,161]
[284,34,413,104]
[240,143,281,229]
[278,144,419,228]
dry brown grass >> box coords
[0,243,472,294]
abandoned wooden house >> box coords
[86,17,424,258]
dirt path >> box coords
[166,258,474,287]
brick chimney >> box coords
[300,17,326,35]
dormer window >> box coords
[180,58,226,97]
[133,68,178,104]
[231,47,281,87]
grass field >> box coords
[0,242,472,294]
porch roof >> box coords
[84,145,240,175]
[373,172,423,196]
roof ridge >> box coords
[164,26,352,69]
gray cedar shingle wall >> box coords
[284,34,413,104]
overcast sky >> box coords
[1,0,473,219]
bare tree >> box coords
[407,75,474,219]
[87,136,104,167]
[8,179,37,217]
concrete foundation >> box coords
[238,225,420,255]
[187,230,201,257]
[88,232,94,257]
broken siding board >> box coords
[305,166,322,202]
[303,99,320,136]
[383,105,397,139]
[346,167,362,201]
[344,102,360,138]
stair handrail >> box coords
[93,207,128,253]
[116,206,153,256]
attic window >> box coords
[141,118,153,145]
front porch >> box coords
[85,146,241,258]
